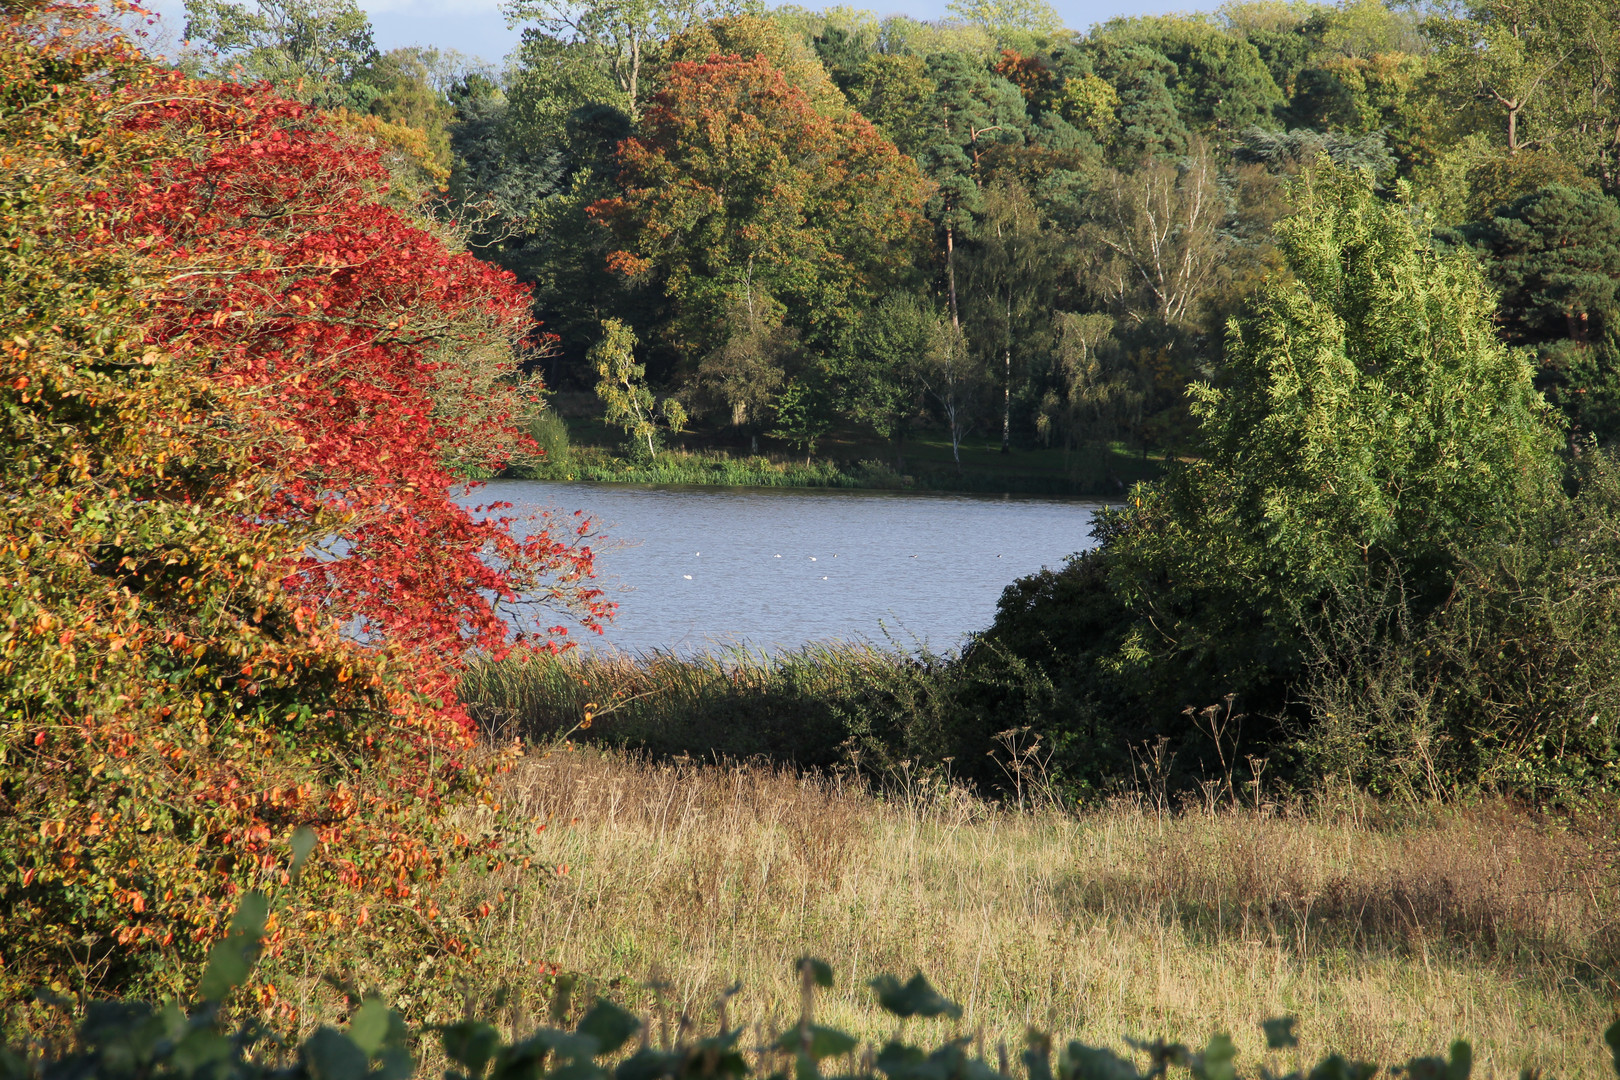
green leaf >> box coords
[304,1026,369,1080]
[1193,1033,1236,1080]
[1261,1018,1298,1050]
[547,1060,610,1080]
[614,1047,684,1080]
[441,1020,502,1078]
[796,958,834,988]
[196,891,268,1001]
[775,1024,859,1060]
[0,1047,30,1080]
[870,974,962,1020]
[168,1027,235,1074]
[1447,1040,1472,1080]
[1058,1043,1141,1080]
[1306,1054,1377,1080]
[290,825,318,881]
[348,998,395,1056]
[576,1000,641,1056]
[376,1045,414,1080]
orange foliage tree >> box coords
[590,52,930,360]
[0,1,601,1014]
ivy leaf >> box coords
[1191,1033,1236,1080]
[870,974,962,1020]
[196,891,267,1002]
[775,1024,859,1060]
[1261,1018,1298,1050]
[441,1020,502,1077]
[347,998,396,1056]
[576,1000,641,1056]
[303,1027,369,1080]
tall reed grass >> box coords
[461,644,971,773]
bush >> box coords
[0,2,594,1017]
[526,411,575,467]
[946,164,1620,802]
[1298,446,1620,802]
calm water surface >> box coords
[473,481,1101,655]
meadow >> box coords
[406,746,1619,1077]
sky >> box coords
[137,0,1190,67]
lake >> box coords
[471,481,1101,655]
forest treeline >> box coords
[176,0,1620,465]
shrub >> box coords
[462,645,976,776]
[0,2,593,1016]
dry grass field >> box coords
[421,746,1620,1079]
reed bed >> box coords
[416,748,1619,1079]
[461,645,967,771]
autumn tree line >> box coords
[178,0,1620,470]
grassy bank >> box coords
[409,748,1618,1078]
[516,403,1162,495]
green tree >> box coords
[183,0,377,108]
[1459,184,1620,440]
[357,46,471,170]
[1425,0,1575,157]
[1088,15,1284,134]
[692,295,795,431]
[1463,185,1620,345]
[946,0,1064,40]
[503,0,709,118]
[1082,39,1190,158]
[846,53,937,159]
[769,376,834,462]
[918,52,1029,328]
[1106,164,1563,718]
[592,318,688,457]
[962,177,1063,452]
[1035,310,1140,459]
[1080,145,1225,329]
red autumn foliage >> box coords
[107,72,612,720]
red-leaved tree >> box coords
[111,73,611,723]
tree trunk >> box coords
[1001,343,1011,454]
[946,224,961,330]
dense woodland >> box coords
[179,0,1620,466]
